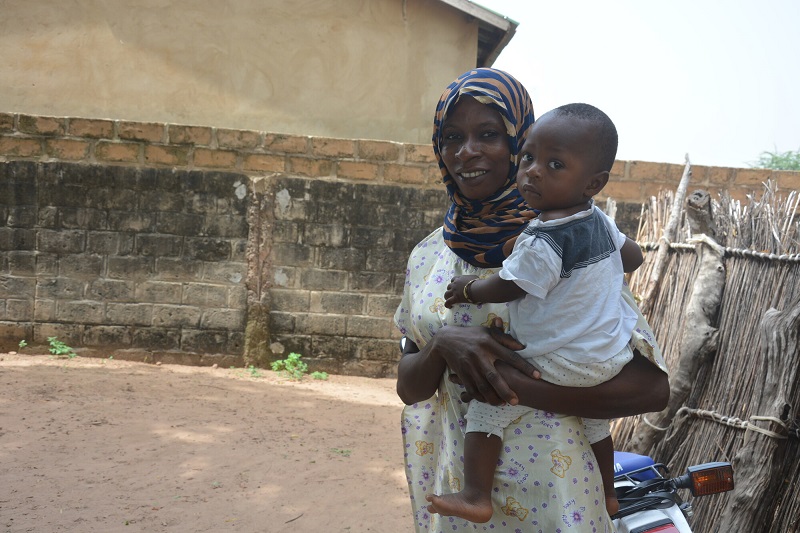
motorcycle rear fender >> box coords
[613,507,690,533]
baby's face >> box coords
[516,113,601,213]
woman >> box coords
[394,68,669,532]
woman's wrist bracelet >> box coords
[463,278,478,304]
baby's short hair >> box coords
[553,103,618,172]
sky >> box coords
[472,0,800,169]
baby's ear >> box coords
[584,171,609,198]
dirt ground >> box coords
[0,352,413,533]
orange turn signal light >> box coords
[687,462,734,496]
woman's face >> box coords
[439,96,511,201]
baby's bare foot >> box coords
[426,492,493,523]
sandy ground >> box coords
[0,352,413,533]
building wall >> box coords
[0,0,477,145]
[2,112,799,376]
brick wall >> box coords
[1,160,249,367]
[1,112,798,376]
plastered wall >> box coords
[0,0,477,146]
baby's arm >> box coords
[444,274,526,308]
[620,237,644,273]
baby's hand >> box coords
[444,275,478,308]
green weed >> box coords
[311,371,329,380]
[18,339,27,349]
[331,448,351,457]
[270,352,308,380]
[230,364,264,379]
[48,337,76,359]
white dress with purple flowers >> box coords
[394,227,615,533]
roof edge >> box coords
[436,0,518,67]
[437,0,518,29]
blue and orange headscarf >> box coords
[433,68,536,268]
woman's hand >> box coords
[397,317,539,406]
[441,317,539,405]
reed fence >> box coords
[612,178,800,532]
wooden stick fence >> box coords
[612,181,800,532]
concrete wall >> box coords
[1,160,249,366]
[0,0,477,145]
[2,112,799,377]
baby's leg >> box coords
[534,347,633,517]
[591,435,619,516]
[426,431,500,523]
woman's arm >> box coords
[396,325,538,406]
[396,336,447,405]
[493,354,669,419]
[399,318,668,418]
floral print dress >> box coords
[395,228,615,533]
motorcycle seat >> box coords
[613,451,659,481]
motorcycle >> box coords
[612,451,734,532]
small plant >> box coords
[230,364,264,379]
[48,337,76,359]
[331,448,351,457]
[18,340,27,349]
[270,352,308,380]
[311,371,329,380]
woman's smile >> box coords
[459,170,488,179]
[456,169,492,186]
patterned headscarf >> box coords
[433,68,536,268]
